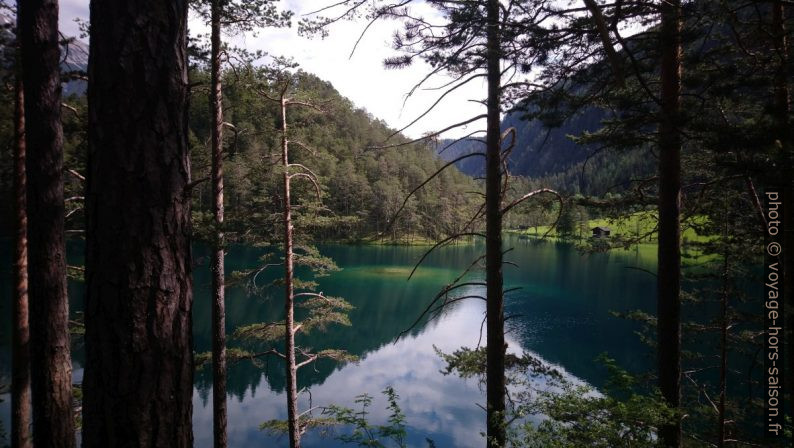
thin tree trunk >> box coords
[281,95,301,448]
[717,197,729,448]
[209,1,228,446]
[18,1,74,446]
[485,0,506,446]
[657,0,683,446]
[772,1,789,137]
[11,63,32,448]
[771,0,794,418]
[83,1,193,446]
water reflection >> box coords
[0,235,657,447]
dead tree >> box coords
[279,78,302,448]
[227,71,355,448]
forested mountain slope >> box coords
[0,42,479,241]
[187,68,480,243]
[438,104,655,195]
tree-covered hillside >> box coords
[0,59,480,242]
[438,103,654,196]
[438,105,655,196]
[186,67,480,244]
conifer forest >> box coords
[0,0,792,447]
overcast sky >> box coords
[58,0,487,139]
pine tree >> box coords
[82,1,194,445]
[10,8,31,445]
[18,0,74,445]
[186,3,291,444]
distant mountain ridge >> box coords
[436,103,656,195]
[438,105,607,179]
[0,13,88,96]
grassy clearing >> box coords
[509,212,718,267]
[511,211,711,244]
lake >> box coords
[0,234,658,447]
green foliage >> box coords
[514,384,673,448]
[435,345,563,385]
[555,205,577,237]
[513,356,675,448]
[300,295,353,333]
[259,416,338,437]
[68,312,85,336]
[234,321,285,343]
[72,383,83,430]
[186,65,480,245]
[256,387,417,446]
[321,387,409,448]
[436,343,675,447]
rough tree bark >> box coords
[771,0,793,418]
[83,1,194,446]
[279,92,301,448]
[11,59,32,448]
[18,1,75,446]
[209,0,228,446]
[657,0,683,446]
[485,0,506,446]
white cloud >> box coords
[59,0,88,38]
[58,0,487,139]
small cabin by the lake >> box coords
[591,226,611,238]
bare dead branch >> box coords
[389,73,487,139]
[66,168,86,182]
[501,188,562,215]
[383,152,486,235]
[408,232,485,281]
[61,102,80,118]
[397,281,488,340]
[436,130,486,156]
[185,176,210,193]
[367,114,488,150]
[289,173,323,203]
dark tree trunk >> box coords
[11,64,32,448]
[18,1,75,446]
[280,95,301,448]
[771,0,794,419]
[582,0,624,87]
[209,1,228,446]
[83,1,193,446]
[717,199,729,448]
[772,1,789,137]
[657,0,683,446]
[485,0,506,446]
